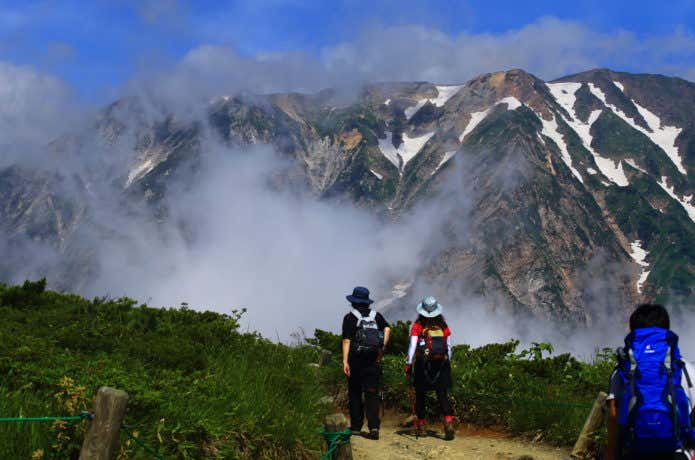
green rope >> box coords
[121,425,165,460]
[319,429,351,460]
[0,412,92,423]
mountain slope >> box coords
[1,68,692,324]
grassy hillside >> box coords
[0,280,328,459]
[0,281,614,458]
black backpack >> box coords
[350,309,384,356]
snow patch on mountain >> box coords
[629,240,649,267]
[404,85,463,120]
[624,159,647,174]
[590,82,686,175]
[497,96,522,110]
[637,271,650,294]
[126,158,156,188]
[657,176,695,223]
[536,113,584,183]
[378,131,435,173]
[612,80,625,92]
[404,100,427,120]
[431,85,464,106]
[458,96,523,142]
[592,149,629,186]
[547,83,628,186]
[384,99,391,106]
[631,100,686,175]
[587,167,597,175]
[370,169,383,180]
[432,150,457,175]
[629,240,650,293]
[548,82,581,111]
[374,281,412,310]
[459,109,490,142]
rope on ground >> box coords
[121,425,166,460]
[319,429,351,460]
[0,411,93,423]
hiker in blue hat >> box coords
[341,286,391,440]
[605,304,695,460]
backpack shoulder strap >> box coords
[679,360,693,388]
[351,308,363,326]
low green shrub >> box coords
[0,280,327,459]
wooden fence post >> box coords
[318,349,333,367]
[324,413,352,460]
[571,391,607,459]
[79,387,129,460]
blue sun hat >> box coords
[416,296,443,318]
[346,286,374,305]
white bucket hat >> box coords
[416,296,443,318]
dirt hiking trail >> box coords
[350,416,571,460]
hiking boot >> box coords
[444,416,455,441]
[350,428,362,436]
[414,418,426,437]
[368,428,379,440]
[444,421,455,440]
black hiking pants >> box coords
[347,358,381,431]
[413,357,453,419]
[415,387,453,419]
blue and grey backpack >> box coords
[616,327,695,453]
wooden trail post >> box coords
[318,349,333,367]
[571,391,607,459]
[79,387,129,460]
[324,413,352,460]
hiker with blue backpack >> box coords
[404,296,456,440]
[342,286,391,440]
[605,304,695,460]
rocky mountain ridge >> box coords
[1,68,692,324]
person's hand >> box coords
[343,361,351,377]
[404,364,412,376]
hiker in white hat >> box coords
[404,296,455,440]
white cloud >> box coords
[0,61,81,167]
[128,16,695,117]
[320,17,695,83]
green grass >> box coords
[1,280,617,458]
[0,280,328,459]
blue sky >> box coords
[1,0,694,102]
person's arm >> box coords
[376,313,391,349]
[383,327,391,348]
[406,336,418,364]
[341,315,354,377]
[342,339,351,377]
[604,368,623,460]
[605,399,618,460]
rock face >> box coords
[1,68,693,324]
